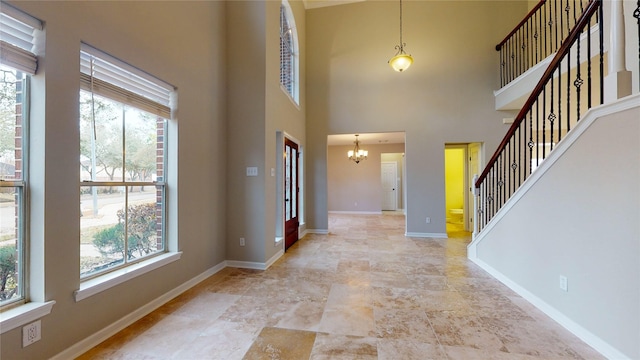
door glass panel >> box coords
[285,145,291,221]
[292,148,297,218]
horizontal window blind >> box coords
[0,4,42,74]
[80,44,174,119]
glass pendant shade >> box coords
[389,53,413,72]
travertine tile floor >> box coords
[78,213,604,359]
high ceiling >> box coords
[303,0,365,10]
[327,132,405,146]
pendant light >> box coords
[388,0,413,72]
[347,135,368,164]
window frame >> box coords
[0,2,41,310]
[0,67,29,309]
[78,44,175,283]
[279,0,299,105]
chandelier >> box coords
[348,135,368,164]
[388,0,413,72]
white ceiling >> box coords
[303,0,365,10]
[327,132,406,146]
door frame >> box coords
[284,137,299,249]
[277,132,302,250]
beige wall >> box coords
[305,1,527,234]
[226,0,306,263]
[328,143,404,213]
[2,1,228,359]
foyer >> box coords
[79,213,602,359]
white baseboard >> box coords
[51,261,227,360]
[226,249,283,271]
[328,211,382,215]
[469,257,630,360]
[306,229,329,235]
[405,232,448,239]
[265,249,284,269]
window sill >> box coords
[279,84,300,110]
[75,252,182,302]
[0,301,56,335]
[275,237,284,247]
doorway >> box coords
[444,143,482,233]
[284,137,299,250]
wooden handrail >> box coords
[495,0,546,51]
[477,0,601,189]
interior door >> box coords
[381,162,397,211]
[284,138,299,250]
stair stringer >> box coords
[468,93,640,360]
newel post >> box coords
[604,0,633,102]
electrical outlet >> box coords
[23,320,41,347]
[425,217,431,224]
[240,237,245,246]
[559,275,568,292]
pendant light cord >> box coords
[399,0,404,51]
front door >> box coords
[284,138,299,250]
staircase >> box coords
[467,1,640,359]
[474,0,639,235]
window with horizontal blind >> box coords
[280,1,299,104]
[0,3,41,308]
[79,43,174,279]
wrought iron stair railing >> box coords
[475,0,605,233]
[497,0,593,87]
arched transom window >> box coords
[280,1,298,104]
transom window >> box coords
[279,1,298,104]
[79,44,173,279]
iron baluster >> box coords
[565,42,570,139]
[548,75,554,158]
[556,61,561,149]
[587,16,592,109]
[574,26,582,123]
[598,1,603,105]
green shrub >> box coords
[93,203,158,261]
[0,245,17,301]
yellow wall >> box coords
[445,148,465,219]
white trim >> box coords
[298,229,308,239]
[305,229,329,235]
[75,252,182,302]
[405,232,448,239]
[265,250,284,269]
[52,261,226,360]
[0,301,55,335]
[469,257,629,360]
[225,260,265,270]
[469,93,640,252]
[226,249,283,271]
[328,211,382,215]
